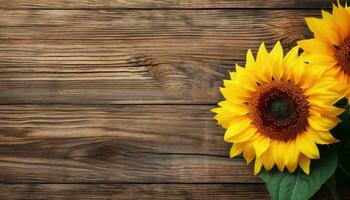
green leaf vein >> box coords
[291,171,300,200]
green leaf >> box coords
[260,147,338,200]
[262,172,287,198]
[333,103,350,183]
[326,175,340,200]
[332,102,350,141]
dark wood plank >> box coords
[0,105,262,183]
[0,10,319,105]
[0,184,270,200]
[0,183,348,200]
[0,0,335,9]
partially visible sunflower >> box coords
[298,2,350,100]
[212,42,347,175]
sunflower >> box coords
[298,2,350,100]
[212,42,347,175]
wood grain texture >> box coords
[0,184,347,200]
[0,105,261,183]
[0,10,320,105]
[2,0,349,199]
[0,184,270,200]
[0,0,336,9]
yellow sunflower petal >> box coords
[296,132,320,159]
[297,39,333,55]
[261,146,275,171]
[235,65,258,92]
[211,107,222,114]
[227,127,257,143]
[245,49,256,69]
[299,65,327,89]
[229,71,237,80]
[271,140,285,172]
[310,105,344,117]
[253,136,270,157]
[213,108,243,129]
[305,87,340,99]
[256,42,272,83]
[270,41,284,80]
[308,127,339,145]
[306,17,341,45]
[278,141,288,172]
[222,81,252,99]
[254,157,263,175]
[229,143,244,158]
[293,59,306,85]
[243,142,256,164]
[308,114,340,132]
[299,154,311,175]
[283,46,299,81]
[332,4,350,40]
[218,101,249,115]
[304,53,337,66]
[309,97,341,111]
[224,118,252,141]
[285,140,299,173]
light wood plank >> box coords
[0,10,319,104]
[0,0,335,9]
[0,105,262,183]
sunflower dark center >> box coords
[249,81,309,141]
[267,97,293,121]
[335,37,350,74]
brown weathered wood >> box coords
[0,105,262,183]
[0,0,336,9]
[0,10,319,105]
[2,1,348,199]
[0,184,270,200]
[0,183,348,200]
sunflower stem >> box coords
[339,164,350,178]
[326,175,341,200]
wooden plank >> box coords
[0,105,262,183]
[0,184,270,200]
[0,10,319,105]
[0,0,335,9]
[0,183,348,200]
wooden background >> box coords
[0,0,349,199]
